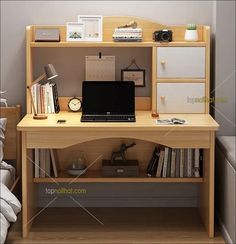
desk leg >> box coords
[22,132,37,238]
[199,131,215,238]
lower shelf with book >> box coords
[32,140,204,183]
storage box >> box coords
[102,160,139,177]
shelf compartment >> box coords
[33,171,203,183]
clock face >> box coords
[68,97,81,112]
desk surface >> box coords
[17,111,219,132]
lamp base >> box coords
[33,114,48,120]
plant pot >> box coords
[184,30,198,41]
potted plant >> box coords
[184,24,198,41]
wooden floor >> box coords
[7,208,224,244]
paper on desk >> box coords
[156,118,188,125]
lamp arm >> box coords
[28,73,46,88]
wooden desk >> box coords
[17,111,219,238]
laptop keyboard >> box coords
[81,115,136,122]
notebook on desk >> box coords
[81,81,136,122]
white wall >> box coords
[214,1,236,136]
[1,1,214,112]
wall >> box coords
[214,1,236,136]
[1,1,218,207]
[1,0,214,112]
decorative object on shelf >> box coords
[0,91,8,107]
[85,55,115,81]
[68,97,82,112]
[35,28,60,42]
[153,29,172,42]
[113,20,142,42]
[184,24,198,42]
[67,150,87,176]
[102,142,139,177]
[118,20,138,29]
[111,142,136,164]
[112,21,143,42]
[27,64,58,119]
[121,59,145,87]
[77,15,103,42]
[66,22,85,42]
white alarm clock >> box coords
[68,97,82,112]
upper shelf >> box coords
[27,16,210,47]
[30,41,207,48]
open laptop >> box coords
[81,81,135,122]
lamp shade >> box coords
[44,64,58,80]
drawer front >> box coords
[157,47,205,78]
[157,83,205,113]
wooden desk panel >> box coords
[17,111,218,238]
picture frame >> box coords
[77,15,103,42]
[66,22,84,42]
[121,69,146,87]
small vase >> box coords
[184,30,198,42]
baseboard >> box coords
[217,215,234,244]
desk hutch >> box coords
[17,17,219,239]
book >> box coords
[39,149,46,178]
[180,149,184,178]
[150,147,161,176]
[162,147,169,177]
[50,149,58,177]
[34,149,40,178]
[187,149,193,177]
[175,149,180,177]
[146,147,158,177]
[45,149,51,177]
[49,83,55,113]
[166,148,172,177]
[51,83,60,113]
[170,149,176,177]
[156,150,164,177]
[194,149,200,177]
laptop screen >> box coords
[82,81,135,115]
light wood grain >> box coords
[58,97,151,111]
[21,136,37,238]
[7,208,224,244]
[199,131,215,237]
[157,78,206,83]
[204,26,211,113]
[17,111,219,132]
[33,170,203,183]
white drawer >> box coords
[157,83,205,113]
[157,47,205,78]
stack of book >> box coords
[31,82,60,114]
[146,146,203,178]
[112,28,143,42]
[34,149,58,178]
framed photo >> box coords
[78,15,103,42]
[66,22,84,42]
[121,69,146,87]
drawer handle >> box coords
[161,60,166,65]
[160,96,166,101]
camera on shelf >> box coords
[153,29,172,42]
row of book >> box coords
[34,149,58,178]
[31,82,60,114]
[146,147,203,178]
